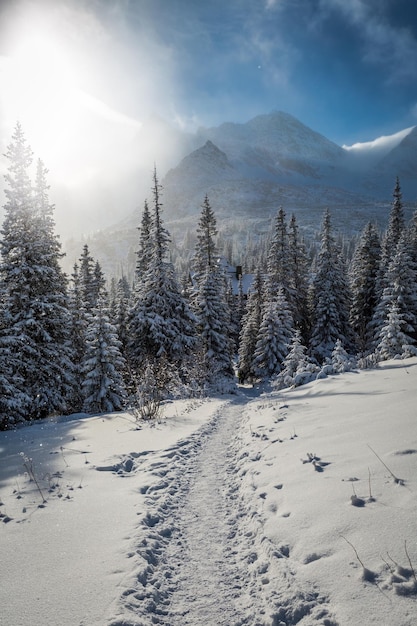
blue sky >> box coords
[108,0,417,145]
[1,0,417,173]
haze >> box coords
[0,0,417,239]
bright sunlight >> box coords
[0,5,142,185]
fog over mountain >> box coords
[62,111,416,275]
[144,111,416,229]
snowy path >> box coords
[164,400,248,625]
[108,394,336,626]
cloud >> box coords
[320,0,417,82]
[343,126,415,155]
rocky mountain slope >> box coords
[63,111,416,277]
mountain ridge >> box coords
[62,110,417,276]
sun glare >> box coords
[0,11,142,187]
[1,26,89,174]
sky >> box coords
[0,0,417,230]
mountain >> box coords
[376,125,417,180]
[62,111,417,277]
[196,111,345,180]
[157,111,413,234]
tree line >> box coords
[0,124,416,429]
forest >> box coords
[1,122,416,430]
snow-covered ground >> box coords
[1,359,417,626]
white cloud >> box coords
[343,126,415,154]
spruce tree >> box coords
[238,269,264,383]
[309,210,353,362]
[252,288,293,380]
[191,196,234,390]
[82,298,127,413]
[331,339,355,373]
[349,222,381,354]
[266,207,291,301]
[79,244,96,313]
[0,124,74,423]
[376,302,416,361]
[128,169,197,389]
[272,330,317,390]
[376,177,406,300]
[371,234,417,345]
[193,194,218,279]
[288,214,310,340]
[68,263,88,410]
[134,199,152,295]
[114,275,132,353]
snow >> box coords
[1,360,417,625]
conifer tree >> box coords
[93,260,106,303]
[288,214,310,339]
[272,330,317,389]
[238,269,264,383]
[114,275,132,353]
[0,124,74,423]
[266,207,291,301]
[82,298,127,413]
[371,234,417,345]
[376,177,405,299]
[128,169,197,388]
[349,222,381,353]
[193,194,218,278]
[193,267,235,388]
[376,302,416,361]
[191,195,234,390]
[79,244,96,313]
[134,199,152,294]
[68,263,87,410]
[309,210,353,362]
[252,288,293,380]
[331,339,355,373]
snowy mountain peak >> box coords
[163,139,236,192]
[198,111,344,164]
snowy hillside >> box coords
[62,111,417,276]
[1,358,416,625]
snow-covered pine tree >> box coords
[349,222,381,354]
[238,268,264,383]
[266,207,292,302]
[376,177,406,300]
[288,213,310,340]
[0,301,31,428]
[82,297,127,413]
[68,263,88,410]
[193,194,218,279]
[235,274,246,349]
[0,125,75,424]
[191,196,234,391]
[78,244,97,313]
[252,288,294,380]
[309,210,353,362]
[114,275,132,353]
[375,301,416,361]
[128,169,197,390]
[93,260,106,303]
[371,234,417,346]
[133,199,152,297]
[331,339,355,373]
[272,329,313,389]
